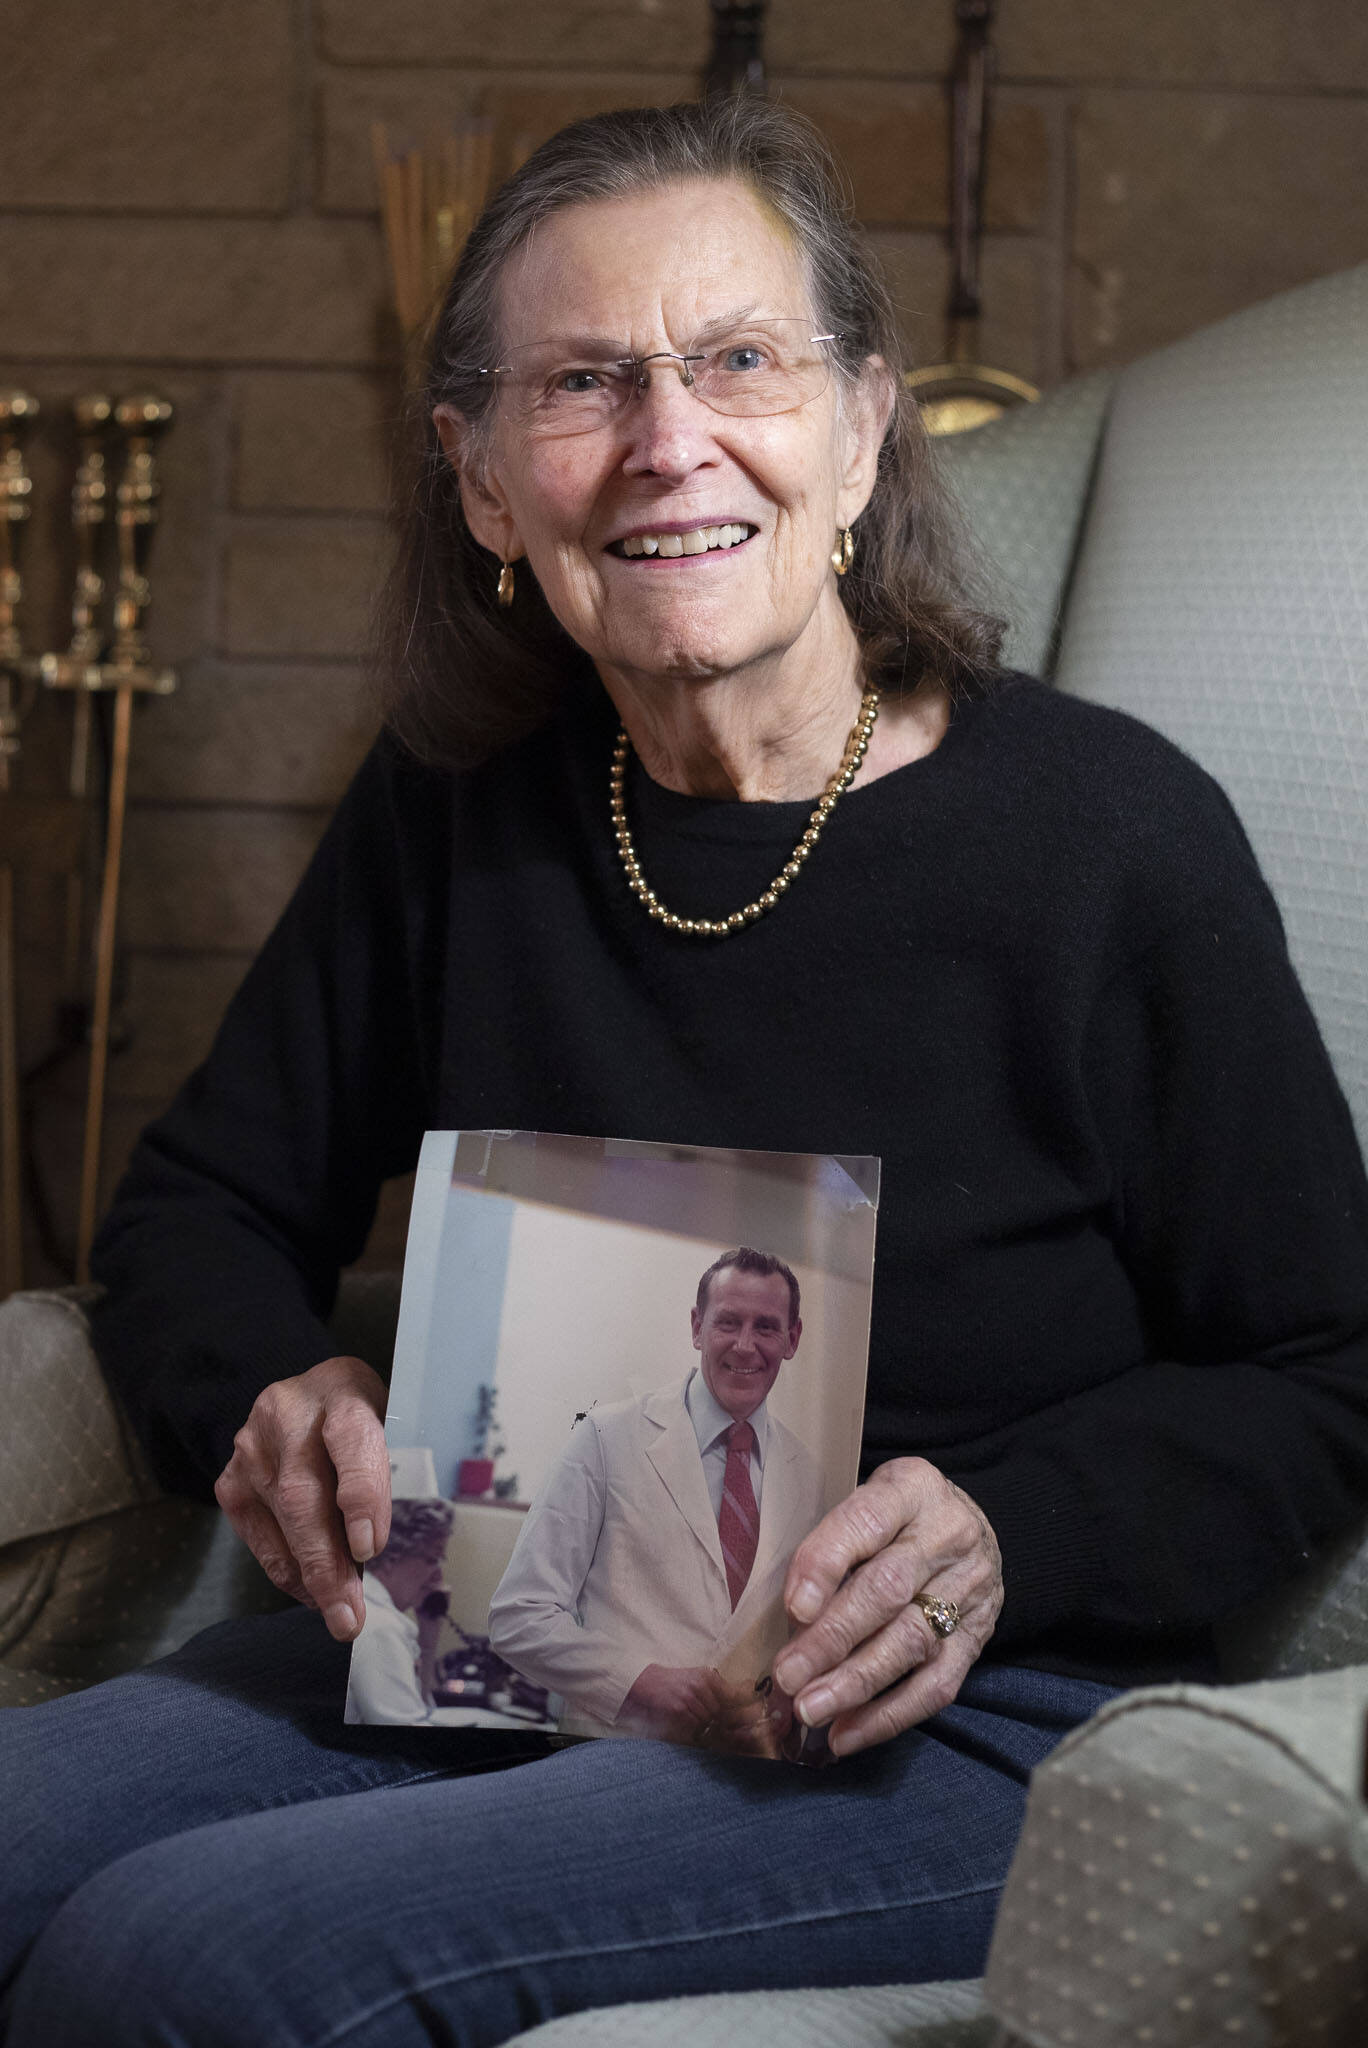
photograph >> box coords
[346,1129,878,1756]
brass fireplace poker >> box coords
[906,0,1040,434]
[42,395,178,1280]
[0,392,177,1292]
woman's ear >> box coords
[837,358,898,526]
[432,403,524,563]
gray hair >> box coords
[375,97,1004,769]
[379,1497,454,1565]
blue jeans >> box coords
[2,1610,1115,2046]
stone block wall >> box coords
[4,0,1366,1282]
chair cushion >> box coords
[502,1977,991,2047]
[936,369,1115,680]
[1053,262,1368,1151]
[985,1663,1368,2047]
[0,1275,390,1700]
[0,1499,285,1693]
[0,1287,157,1548]
[1218,1513,1368,1681]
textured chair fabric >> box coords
[984,1665,1368,2048]
[0,1500,283,1703]
[0,1288,299,1699]
[503,1977,994,2048]
[0,1271,404,1701]
[1218,1514,1368,1683]
[1051,263,1368,1150]
[936,368,1115,681]
[942,256,1368,1689]
[0,1287,157,1549]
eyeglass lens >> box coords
[490,320,837,434]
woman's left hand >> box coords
[771,1457,1003,1759]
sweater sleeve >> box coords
[959,792,1368,1653]
[89,736,447,1500]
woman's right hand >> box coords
[213,1356,391,1642]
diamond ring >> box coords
[912,1594,960,1638]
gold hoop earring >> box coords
[497,560,515,607]
[831,527,854,576]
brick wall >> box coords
[5,0,1366,1281]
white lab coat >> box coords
[344,1575,428,1724]
[487,1372,826,1737]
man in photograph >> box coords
[487,1247,825,1752]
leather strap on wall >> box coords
[949,0,995,347]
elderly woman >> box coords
[343,1498,454,1726]
[4,98,1367,2047]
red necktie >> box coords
[718,1420,760,1610]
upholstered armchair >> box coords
[4,262,1367,2048]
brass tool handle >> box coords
[70,394,176,1277]
[62,396,113,999]
[66,393,114,667]
[109,394,174,675]
[0,390,40,744]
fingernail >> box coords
[798,1685,835,1726]
[325,1602,359,1641]
[772,1652,803,1692]
[790,1579,822,1622]
[349,1518,375,1562]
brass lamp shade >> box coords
[904,361,1041,438]
[908,2,1041,439]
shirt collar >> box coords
[685,1366,769,1465]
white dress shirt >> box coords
[684,1368,769,1519]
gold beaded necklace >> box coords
[609,686,880,937]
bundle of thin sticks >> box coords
[371,118,496,343]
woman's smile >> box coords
[606,521,758,560]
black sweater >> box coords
[91,675,1368,1687]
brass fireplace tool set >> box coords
[0,389,177,1293]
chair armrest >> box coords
[984,1664,1368,2046]
[0,1287,160,1548]
[1217,1513,1368,1680]
[936,368,1115,680]
[500,1980,993,2047]
[0,1271,404,1554]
